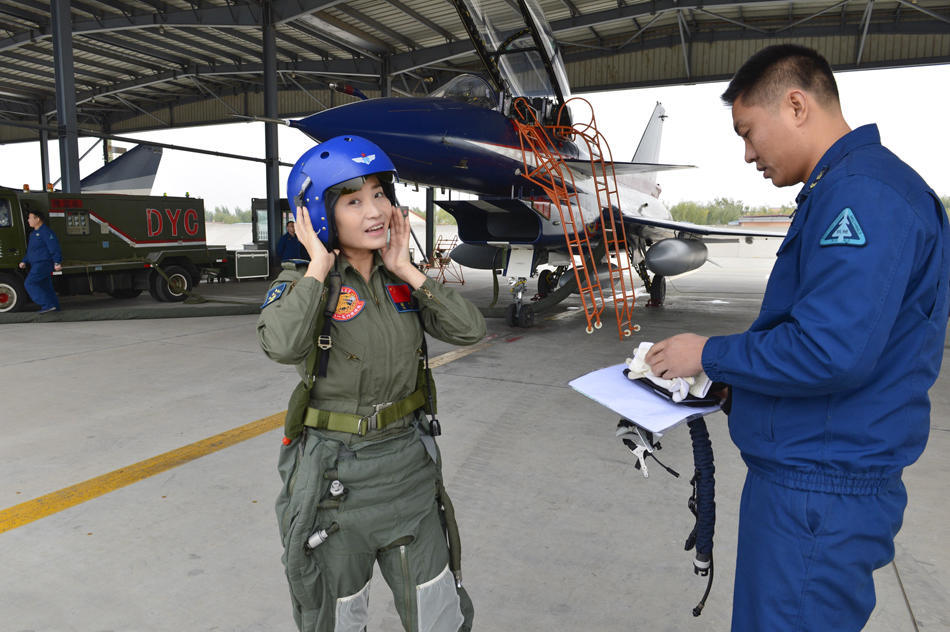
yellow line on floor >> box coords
[0,413,284,535]
[0,344,492,535]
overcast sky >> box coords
[2,63,948,213]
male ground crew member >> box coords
[276,220,307,262]
[19,210,62,313]
[646,45,950,630]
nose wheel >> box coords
[505,277,537,328]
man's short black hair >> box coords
[721,44,839,108]
[27,209,46,223]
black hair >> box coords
[721,44,839,108]
[27,209,46,223]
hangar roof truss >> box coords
[0,0,948,142]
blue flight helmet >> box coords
[287,135,398,248]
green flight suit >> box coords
[258,254,486,632]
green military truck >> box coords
[0,186,232,312]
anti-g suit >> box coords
[258,255,486,632]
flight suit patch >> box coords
[386,283,419,312]
[333,286,365,321]
[261,282,288,308]
[820,208,866,246]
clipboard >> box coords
[568,364,721,435]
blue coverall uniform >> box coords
[277,231,307,261]
[21,223,63,311]
[701,125,950,631]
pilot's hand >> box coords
[296,206,336,281]
[381,205,426,289]
[645,333,708,379]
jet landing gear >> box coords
[505,277,536,328]
[536,266,566,298]
[636,261,666,307]
[647,275,666,307]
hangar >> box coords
[1,0,949,248]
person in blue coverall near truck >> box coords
[18,209,63,313]
[645,45,950,631]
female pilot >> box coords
[258,135,485,632]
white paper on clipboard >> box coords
[568,364,720,435]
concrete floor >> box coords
[1,240,947,631]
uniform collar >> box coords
[795,124,880,206]
[336,251,384,277]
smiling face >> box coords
[331,174,393,254]
[731,94,810,188]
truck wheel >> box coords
[108,289,142,299]
[0,273,27,313]
[152,265,192,302]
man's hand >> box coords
[645,333,709,379]
[296,206,336,281]
[381,206,426,289]
[54,263,62,272]
[18,262,25,269]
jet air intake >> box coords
[645,238,708,277]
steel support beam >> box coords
[39,112,50,189]
[51,0,81,192]
[425,187,434,261]
[263,2,282,264]
[380,55,392,97]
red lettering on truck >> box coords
[146,208,163,236]
[184,209,199,236]
[164,208,182,236]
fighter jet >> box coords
[288,0,782,328]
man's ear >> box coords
[787,89,808,126]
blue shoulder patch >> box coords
[820,208,866,247]
[261,282,288,308]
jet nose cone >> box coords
[291,100,390,143]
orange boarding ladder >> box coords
[563,97,639,338]
[513,99,606,333]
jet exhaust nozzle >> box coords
[644,238,708,277]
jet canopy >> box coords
[463,0,571,104]
[430,74,500,111]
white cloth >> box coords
[624,341,712,403]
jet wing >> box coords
[564,160,694,178]
[622,214,787,239]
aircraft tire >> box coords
[649,275,667,306]
[0,273,27,313]
[537,269,555,297]
[517,304,535,328]
[505,303,518,327]
[153,265,192,302]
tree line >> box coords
[668,198,795,225]
[205,205,252,224]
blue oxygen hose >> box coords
[685,416,715,616]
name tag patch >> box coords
[386,283,419,312]
[333,286,365,321]
[261,282,288,308]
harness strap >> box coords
[304,387,427,436]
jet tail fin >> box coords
[618,103,670,196]
[81,144,163,195]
